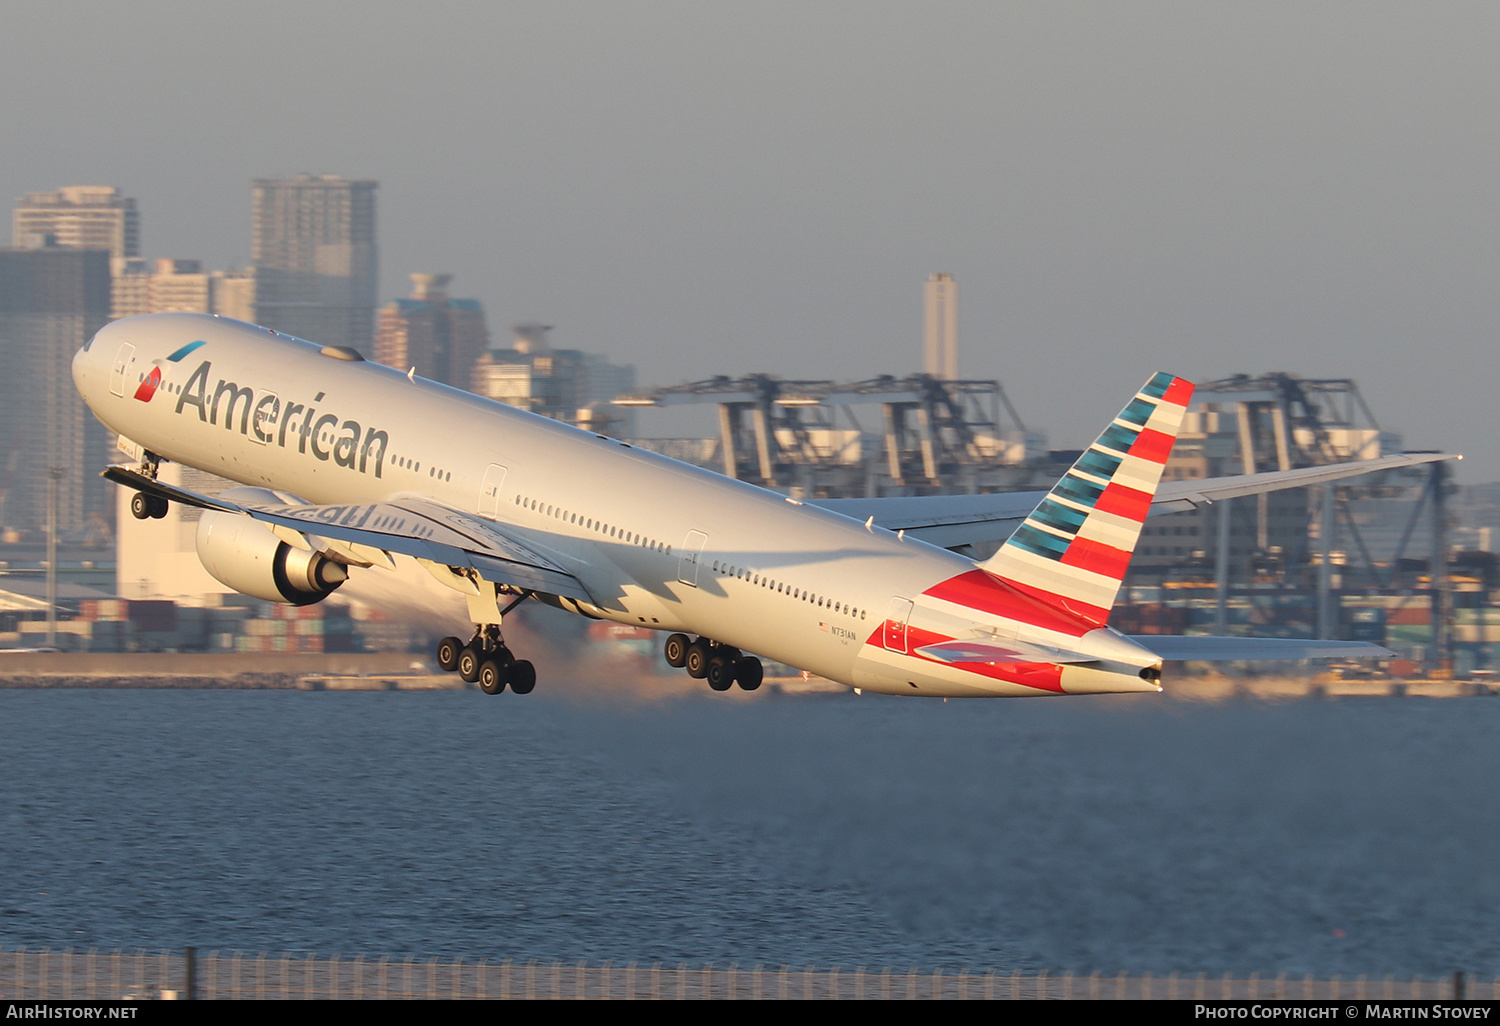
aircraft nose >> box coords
[72,325,109,400]
[72,336,94,396]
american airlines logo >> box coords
[163,352,389,478]
[132,339,204,402]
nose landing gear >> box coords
[663,633,763,693]
[129,492,169,520]
[125,453,168,520]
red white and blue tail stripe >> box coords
[980,372,1194,625]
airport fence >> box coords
[0,948,1492,1000]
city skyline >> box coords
[0,5,1494,478]
[2,172,1470,491]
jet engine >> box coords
[194,488,348,606]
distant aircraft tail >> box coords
[980,372,1194,625]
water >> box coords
[1,687,1497,976]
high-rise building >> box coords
[14,186,147,323]
[109,259,257,321]
[373,273,490,387]
[147,259,212,313]
[0,244,112,534]
[251,174,377,351]
[210,268,256,323]
[923,272,958,381]
[110,258,152,320]
[13,186,139,259]
[471,324,635,432]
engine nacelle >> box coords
[194,488,348,606]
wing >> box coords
[809,452,1455,550]
[1131,636,1393,661]
[104,466,594,603]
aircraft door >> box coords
[249,392,278,445]
[109,342,135,398]
[678,530,707,587]
[883,597,914,653]
[478,464,508,518]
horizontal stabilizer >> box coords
[810,452,1457,551]
[915,638,1100,666]
[1130,636,1393,661]
[1151,452,1458,515]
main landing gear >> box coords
[663,633,763,692]
[437,624,537,696]
[130,492,169,520]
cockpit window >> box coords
[81,330,98,352]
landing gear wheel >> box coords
[508,660,536,695]
[458,646,482,684]
[149,495,168,519]
[130,493,153,520]
[706,656,733,692]
[684,640,711,679]
[664,633,690,668]
[436,636,463,672]
[735,657,763,692]
[478,659,507,695]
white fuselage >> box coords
[73,313,1160,697]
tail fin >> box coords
[981,372,1194,625]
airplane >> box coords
[71,312,1448,698]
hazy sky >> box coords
[4,3,1496,476]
